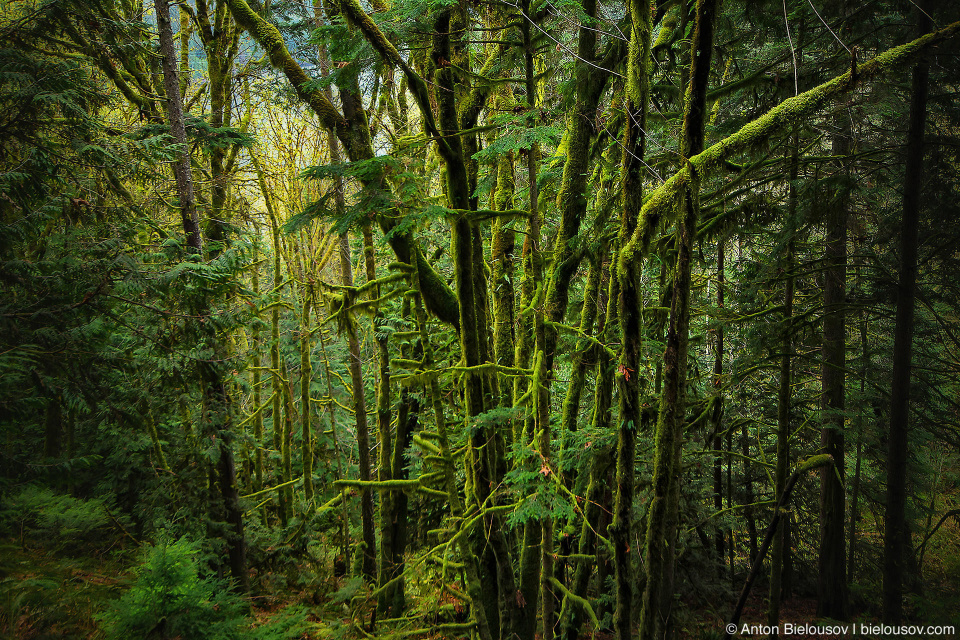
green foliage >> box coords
[0,486,114,550]
[98,537,248,640]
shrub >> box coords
[97,537,247,640]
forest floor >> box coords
[2,534,959,640]
[0,538,128,639]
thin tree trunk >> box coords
[610,0,651,635]
[300,286,314,505]
[340,231,377,581]
[768,181,795,626]
[152,0,201,253]
[640,0,716,637]
[712,240,725,567]
[848,302,867,583]
[409,249,494,640]
[251,252,265,493]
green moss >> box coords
[620,19,960,265]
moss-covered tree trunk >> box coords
[639,0,716,637]
[195,0,239,255]
[408,249,494,640]
[609,0,651,637]
[300,287,314,506]
[339,231,377,581]
[153,0,201,253]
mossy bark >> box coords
[559,254,603,483]
[280,360,294,523]
[268,212,286,527]
[195,0,239,255]
[340,231,377,582]
[250,252,264,493]
[153,0,201,253]
[640,0,716,637]
[491,149,517,410]
[409,249,494,640]
[300,287,314,506]
[559,446,614,640]
[543,0,609,366]
[609,0,651,638]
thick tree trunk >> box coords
[817,111,850,622]
[883,4,930,623]
[609,1,652,638]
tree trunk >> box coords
[883,3,931,623]
[152,0,201,254]
[300,287,314,505]
[817,112,850,623]
[712,240,725,567]
[340,231,377,582]
[639,0,716,637]
[610,0,651,634]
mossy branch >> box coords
[335,478,422,490]
[552,577,600,629]
[222,0,344,131]
[621,20,960,267]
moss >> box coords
[621,19,960,265]
[224,0,344,131]
[797,454,834,475]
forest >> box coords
[2,0,960,637]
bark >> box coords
[409,250,494,640]
[817,111,850,623]
[559,254,603,483]
[712,240,725,568]
[543,0,610,365]
[640,0,716,637]
[225,0,460,326]
[559,447,614,640]
[195,0,239,254]
[742,420,758,563]
[251,253,264,492]
[610,0,652,635]
[340,231,377,582]
[516,8,546,638]
[883,4,931,623]
[153,0,202,253]
[300,286,314,505]
[281,360,294,523]
[490,148,516,409]
[848,301,868,583]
